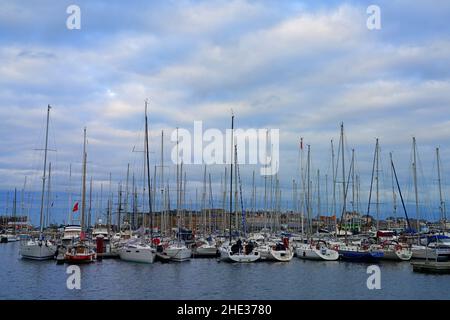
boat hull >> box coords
[119,247,156,264]
[19,241,56,260]
[258,247,294,262]
[219,246,260,263]
[339,250,383,262]
[165,247,192,262]
[296,245,339,261]
[194,246,218,257]
[381,248,412,261]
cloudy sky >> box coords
[1,0,449,225]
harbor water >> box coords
[1,242,449,300]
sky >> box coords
[0,0,450,225]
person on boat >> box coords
[246,241,255,255]
[231,239,242,255]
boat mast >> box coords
[68,164,72,224]
[144,100,153,242]
[81,127,87,232]
[264,129,268,231]
[208,173,213,234]
[412,137,420,233]
[229,114,234,240]
[88,177,92,229]
[306,144,311,235]
[39,105,51,235]
[202,165,207,236]
[317,169,320,233]
[436,147,446,230]
[46,162,51,228]
[13,188,17,234]
[389,152,397,229]
[351,149,355,214]
[125,163,129,228]
[160,130,165,236]
[375,139,380,232]
[340,123,346,237]
[331,139,337,233]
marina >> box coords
[1,1,449,303]
[1,241,450,300]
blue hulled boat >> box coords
[338,245,384,262]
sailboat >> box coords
[294,144,338,261]
[373,150,412,261]
[64,128,96,263]
[161,128,191,262]
[118,100,156,264]
[333,124,383,262]
[4,189,20,242]
[219,115,260,263]
[19,105,57,260]
[193,167,219,257]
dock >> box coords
[411,261,450,274]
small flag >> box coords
[300,137,303,150]
[72,202,79,212]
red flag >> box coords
[72,202,79,212]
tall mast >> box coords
[46,162,52,228]
[208,173,213,234]
[325,174,329,216]
[39,105,51,234]
[145,100,153,241]
[229,114,234,240]
[21,176,27,227]
[351,149,355,213]
[375,139,380,231]
[88,176,93,229]
[202,165,207,235]
[81,127,87,231]
[68,164,72,224]
[412,137,420,232]
[306,144,311,235]
[389,152,397,229]
[223,167,227,233]
[436,147,446,228]
[117,183,122,231]
[252,170,255,232]
[264,129,268,231]
[317,169,320,223]
[331,139,337,231]
[125,163,130,227]
[160,130,164,236]
[108,172,112,232]
[13,188,17,234]
[340,123,346,235]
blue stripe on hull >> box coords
[339,250,383,262]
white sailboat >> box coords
[295,241,339,261]
[294,144,338,261]
[20,105,57,260]
[162,128,191,262]
[219,240,260,263]
[119,100,156,264]
[194,237,218,257]
[164,241,192,262]
[257,240,294,262]
[219,115,260,263]
[118,239,156,263]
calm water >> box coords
[1,242,449,300]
